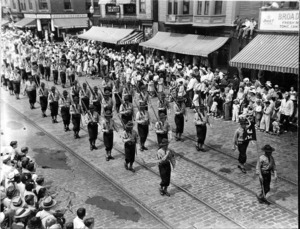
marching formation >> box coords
[0,27,287,227]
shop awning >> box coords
[78,26,135,44]
[14,18,36,28]
[53,18,88,29]
[117,31,143,45]
[139,32,229,57]
[1,19,9,26]
[229,34,299,74]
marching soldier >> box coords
[157,93,170,116]
[67,64,76,86]
[90,86,102,115]
[12,67,21,100]
[157,138,176,196]
[38,82,49,117]
[70,96,83,139]
[119,95,134,125]
[102,110,118,161]
[48,86,59,123]
[44,56,51,81]
[112,79,123,113]
[59,90,71,132]
[102,89,114,113]
[136,102,150,151]
[194,104,209,151]
[155,113,171,145]
[256,144,277,205]
[174,96,186,141]
[58,62,67,88]
[85,105,100,151]
[80,83,91,114]
[51,59,59,85]
[71,80,80,99]
[122,83,133,103]
[233,116,251,173]
[23,75,37,109]
[122,121,138,172]
[138,85,149,111]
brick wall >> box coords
[50,0,85,14]
[158,0,167,22]
[137,0,152,20]
[237,1,263,21]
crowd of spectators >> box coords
[0,141,95,228]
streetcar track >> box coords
[2,96,246,229]
[1,99,173,229]
[12,80,298,220]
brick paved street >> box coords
[1,77,298,228]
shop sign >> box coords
[260,10,299,31]
[106,4,120,14]
[36,14,51,19]
[24,14,37,19]
[52,14,87,19]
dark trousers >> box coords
[280,114,290,131]
[159,160,171,187]
[237,141,249,164]
[187,89,194,107]
[260,171,271,197]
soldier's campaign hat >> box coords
[124,95,130,101]
[160,93,166,98]
[104,110,113,117]
[12,196,23,207]
[261,144,275,152]
[63,90,68,95]
[89,104,95,110]
[159,138,169,147]
[14,208,31,219]
[238,117,247,125]
[104,90,111,96]
[265,81,272,87]
[125,121,134,129]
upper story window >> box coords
[214,1,222,15]
[197,1,202,15]
[123,3,136,15]
[183,0,190,14]
[86,0,99,10]
[12,0,16,9]
[174,0,178,15]
[39,0,49,10]
[168,0,172,14]
[289,2,299,9]
[204,1,209,15]
[140,0,146,13]
[64,0,73,10]
[29,0,33,10]
[20,1,27,10]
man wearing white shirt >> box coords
[187,73,198,107]
[279,92,294,132]
[73,208,86,229]
[206,68,214,82]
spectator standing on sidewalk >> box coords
[279,92,294,132]
[259,101,273,133]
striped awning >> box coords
[229,34,299,74]
[117,31,143,45]
[53,18,88,29]
[78,26,135,44]
[140,32,229,57]
[14,18,36,28]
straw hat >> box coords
[261,144,275,152]
[40,196,57,209]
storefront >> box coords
[229,9,299,90]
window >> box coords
[174,0,178,14]
[289,2,299,9]
[123,3,136,15]
[204,1,209,15]
[39,0,48,10]
[29,0,33,9]
[197,1,202,15]
[168,0,172,14]
[214,1,222,15]
[12,0,16,9]
[86,0,99,10]
[140,0,146,13]
[64,0,72,10]
[183,0,190,14]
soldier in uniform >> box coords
[58,62,67,88]
[80,83,91,114]
[59,90,71,132]
[23,75,37,109]
[119,95,134,125]
[70,96,83,139]
[194,104,209,151]
[155,113,171,145]
[51,59,58,85]
[157,138,176,196]
[44,56,51,81]
[157,93,170,116]
[71,80,80,99]
[256,144,277,204]
[102,110,118,161]
[122,121,138,172]
[90,86,102,115]
[12,67,21,100]
[135,102,150,151]
[102,90,114,113]
[233,116,251,173]
[85,105,100,151]
[174,96,186,141]
[112,79,123,113]
[48,86,59,123]
[38,82,49,117]
[138,85,149,111]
